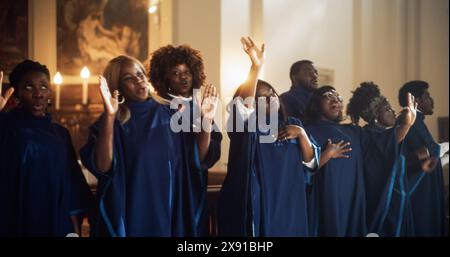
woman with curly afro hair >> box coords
[346,82,416,237]
[148,45,223,236]
[347,82,396,129]
[79,53,222,236]
[149,45,206,98]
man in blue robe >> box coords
[0,61,92,236]
[398,80,447,237]
[280,60,318,120]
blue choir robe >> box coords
[280,86,314,120]
[402,112,446,237]
[305,120,402,237]
[168,96,223,236]
[80,99,220,237]
[0,109,92,236]
[363,124,413,237]
[218,104,320,237]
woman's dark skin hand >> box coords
[94,76,119,173]
[395,93,417,143]
[319,139,352,168]
[324,139,352,159]
[277,125,304,141]
[278,125,315,164]
[421,157,439,173]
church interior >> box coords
[0,0,448,237]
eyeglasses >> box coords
[322,91,343,103]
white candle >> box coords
[53,72,63,110]
[80,66,90,105]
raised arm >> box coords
[94,76,119,172]
[0,71,15,112]
[196,83,219,163]
[395,93,417,144]
[234,37,265,106]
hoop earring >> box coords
[47,98,52,106]
[118,94,125,104]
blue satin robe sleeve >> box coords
[79,117,123,179]
[182,122,223,236]
[79,117,126,237]
[218,103,257,236]
[287,116,321,173]
[60,127,93,216]
[359,126,408,236]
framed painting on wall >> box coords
[57,0,149,75]
[0,0,28,75]
[317,68,334,86]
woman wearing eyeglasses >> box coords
[303,85,418,237]
[218,38,352,237]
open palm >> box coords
[400,93,417,128]
[241,36,265,68]
[200,83,218,121]
[99,76,119,116]
[324,139,352,159]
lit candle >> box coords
[80,66,90,105]
[53,72,63,110]
[148,4,158,14]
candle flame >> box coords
[80,66,91,79]
[148,5,158,14]
[53,72,63,85]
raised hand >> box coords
[200,83,219,121]
[0,71,15,111]
[241,36,265,68]
[323,139,352,159]
[398,93,417,128]
[99,76,119,116]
